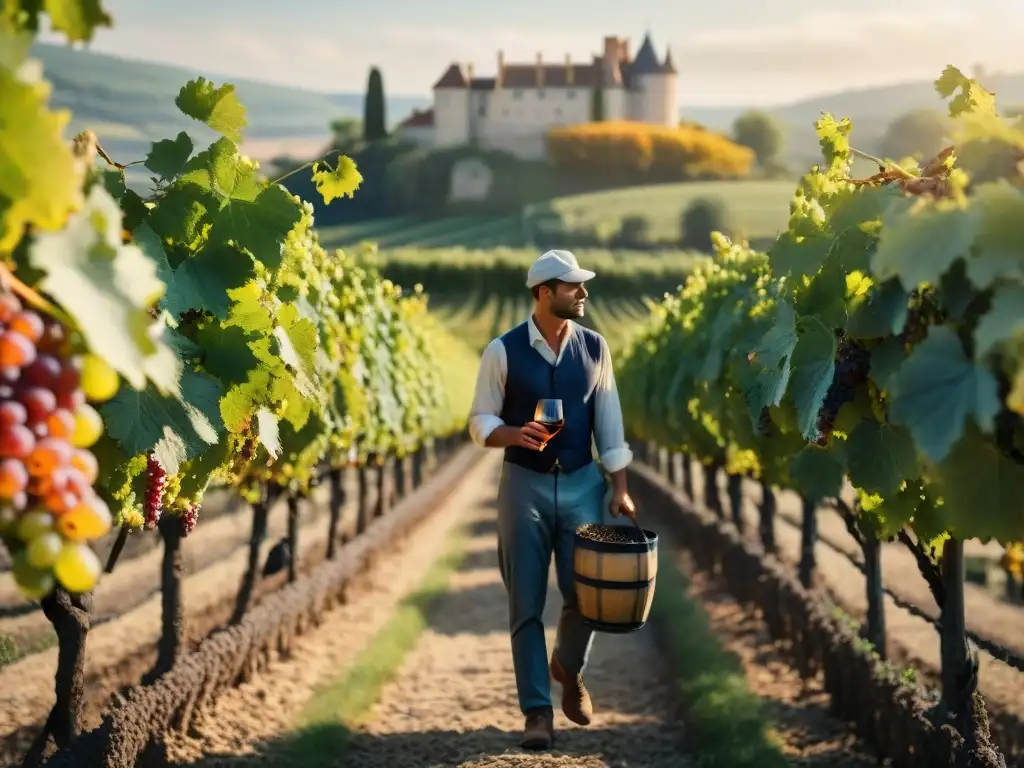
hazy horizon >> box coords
[37,0,1024,108]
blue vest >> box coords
[499,321,603,474]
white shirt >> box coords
[468,316,633,473]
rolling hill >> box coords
[688,71,1024,169]
[31,42,429,174]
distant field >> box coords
[542,179,795,243]
[319,180,796,252]
[362,247,700,355]
[320,215,524,250]
[425,290,654,356]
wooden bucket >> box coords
[572,524,658,633]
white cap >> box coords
[525,249,596,289]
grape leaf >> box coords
[967,183,1024,289]
[220,369,271,433]
[871,202,978,289]
[225,281,274,335]
[744,301,797,419]
[195,325,259,387]
[164,244,256,320]
[868,337,905,390]
[256,407,280,458]
[974,284,1024,358]
[888,326,1001,462]
[28,184,180,393]
[857,485,921,539]
[844,419,918,497]
[0,62,82,252]
[179,138,302,268]
[932,424,1024,542]
[145,132,193,181]
[174,78,247,142]
[100,369,225,476]
[42,0,112,42]
[148,181,218,254]
[311,157,363,205]
[769,232,832,279]
[787,322,836,441]
[846,279,908,339]
[789,445,844,502]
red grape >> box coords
[10,311,44,343]
[0,401,27,426]
[21,387,56,423]
[0,331,35,367]
[0,424,35,459]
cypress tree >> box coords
[590,86,604,122]
[363,66,387,141]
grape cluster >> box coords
[0,292,119,599]
[144,453,165,529]
[813,338,871,445]
[898,288,946,346]
[180,503,199,536]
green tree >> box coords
[879,109,947,160]
[732,110,782,167]
[591,87,604,122]
[680,197,732,253]
[363,67,387,141]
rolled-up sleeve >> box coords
[468,338,507,447]
[593,336,633,473]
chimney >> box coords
[565,53,573,85]
[536,52,544,88]
[496,49,504,88]
[467,62,474,84]
[603,36,622,85]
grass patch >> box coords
[278,525,470,766]
[652,548,789,767]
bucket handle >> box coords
[618,497,649,545]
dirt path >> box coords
[343,471,687,768]
[163,451,502,766]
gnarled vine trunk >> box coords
[798,495,817,589]
[286,494,300,583]
[22,588,92,767]
[230,485,275,625]
[726,473,744,533]
[145,514,185,682]
[758,480,776,553]
[326,468,345,560]
[703,458,724,518]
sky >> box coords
[39,0,1024,107]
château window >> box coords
[513,89,523,99]
[567,90,576,99]
[538,90,546,100]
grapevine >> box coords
[618,64,1024,760]
[0,7,475,604]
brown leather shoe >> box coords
[550,655,593,726]
[521,707,554,750]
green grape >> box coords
[17,509,54,541]
[26,531,63,568]
[12,551,55,600]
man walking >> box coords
[468,249,635,750]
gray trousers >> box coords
[496,459,607,713]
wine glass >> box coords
[534,399,564,451]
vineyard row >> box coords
[616,67,1024,765]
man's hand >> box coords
[609,487,636,519]
[485,422,548,451]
